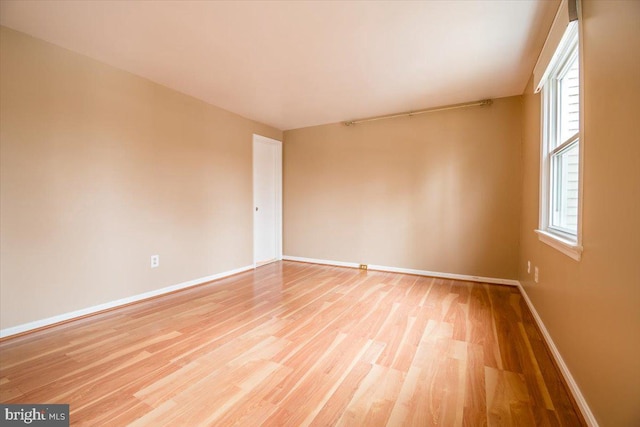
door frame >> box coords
[252,134,283,267]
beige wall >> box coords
[284,96,522,279]
[3,1,639,422]
[0,27,281,329]
[518,1,640,425]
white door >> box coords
[253,135,282,266]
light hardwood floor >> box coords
[0,261,584,426]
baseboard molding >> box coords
[283,255,361,270]
[282,255,519,286]
[517,282,599,427]
[0,264,254,339]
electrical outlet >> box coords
[534,266,539,283]
[359,264,368,270]
[527,261,531,274]
[151,255,160,268]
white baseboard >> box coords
[283,255,361,269]
[0,264,254,339]
[282,255,519,286]
[517,282,598,427]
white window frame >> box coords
[536,21,584,261]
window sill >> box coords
[535,229,582,261]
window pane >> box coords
[551,141,579,234]
[559,55,580,144]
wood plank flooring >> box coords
[0,261,585,426]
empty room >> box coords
[0,0,638,426]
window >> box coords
[537,21,583,260]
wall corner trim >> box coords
[0,264,255,339]
[282,255,519,286]
[516,282,599,427]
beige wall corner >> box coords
[283,96,522,280]
[518,1,640,425]
[0,27,282,330]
